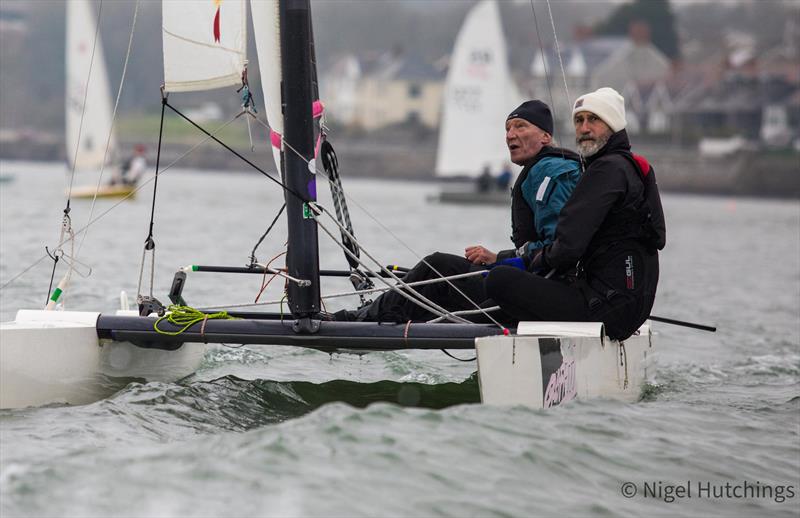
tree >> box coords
[595,0,680,60]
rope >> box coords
[249,203,285,266]
[136,93,167,302]
[311,205,472,324]
[440,349,476,362]
[195,270,486,311]
[164,102,306,203]
[153,305,237,336]
[320,138,374,303]
[528,0,562,148]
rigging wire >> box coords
[311,205,472,324]
[49,0,105,308]
[164,102,306,203]
[76,0,141,259]
[195,270,486,311]
[136,92,167,302]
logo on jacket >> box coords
[625,255,635,289]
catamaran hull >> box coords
[0,310,206,409]
[476,322,654,407]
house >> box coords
[526,22,672,135]
[321,50,445,131]
[670,21,800,147]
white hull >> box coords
[476,322,654,407]
[0,310,206,409]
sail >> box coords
[162,0,248,93]
[435,0,523,178]
[66,0,117,171]
[250,0,325,172]
[249,0,283,170]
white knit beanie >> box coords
[572,87,627,132]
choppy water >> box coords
[1,160,798,517]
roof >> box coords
[325,50,445,82]
[531,37,628,77]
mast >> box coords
[280,0,321,325]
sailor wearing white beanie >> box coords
[572,87,627,132]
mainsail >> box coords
[66,0,117,171]
[435,0,523,178]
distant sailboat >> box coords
[434,0,523,205]
[66,0,134,199]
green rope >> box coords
[154,304,238,336]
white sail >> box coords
[66,0,117,171]
[162,0,248,93]
[249,0,283,170]
[435,0,523,178]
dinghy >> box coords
[0,0,654,410]
[433,0,524,205]
[66,0,139,200]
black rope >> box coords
[321,140,359,268]
[440,349,476,362]
[320,139,374,299]
[143,94,168,253]
[164,101,307,204]
[249,203,286,266]
[44,246,59,306]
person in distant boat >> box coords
[496,163,513,191]
[484,87,666,340]
[476,164,493,193]
[336,100,581,323]
[111,144,147,186]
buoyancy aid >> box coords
[509,147,581,249]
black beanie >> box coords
[506,100,553,135]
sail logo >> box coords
[469,49,493,65]
[452,86,482,112]
[467,49,493,80]
[213,0,222,42]
[625,255,635,289]
[543,358,577,408]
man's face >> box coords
[506,118,551,165]
[574,111,613,157]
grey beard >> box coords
[576,134,609,157]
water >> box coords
[1,161,798,517]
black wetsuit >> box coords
[485,130,666,340]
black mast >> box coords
[280,0,320,327]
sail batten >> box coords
[162,0,248,93]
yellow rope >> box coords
[154,304,237,336]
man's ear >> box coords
[541,132,553,145]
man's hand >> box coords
[465,245,497,266]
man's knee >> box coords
[421,252,463,273]
[485,266,522,303]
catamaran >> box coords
[0,0,655,410]
[433,0,524,206]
